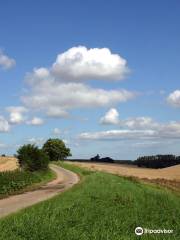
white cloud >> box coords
[46,107,69,118]
[123,117,159,129]
[0,116,10,132]
[27,137,44,145]
[6,106,28,124]
[100,108,120,124]
[79,129,156,140]
[21,46,135,118]
[167,90,180,107]
[0,50,16,70]
[22,82,135,116]
[100,109,158,129]
[79,119,180,141]
[53,128,61,135]
[52,46,129,81]
[26,117,44,126]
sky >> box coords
[0,0,180,160]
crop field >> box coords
[68,161,180,191]
[0,162,179,240]
[67,161,180,180]
[0,157,18,172]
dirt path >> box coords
[0,164,79,218]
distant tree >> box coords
[90,155,114,163]
[16,144,49,171]
[134,154,179,169]
[42,138,71,161]
[100,157,114,163]
[1,154,6,157]
[90,154,100,161]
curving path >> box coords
[0,164,79,218]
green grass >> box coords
[0,162,179,240]
[0,168,55,198]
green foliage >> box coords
[16,144,49,171]
[42,138,71,161]
[0,163,179,240]
[134,154,180,168]
[0,169,54,197]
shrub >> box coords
[42,138,71,161]
[16,144,49,171]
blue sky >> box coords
[0,0,180,160]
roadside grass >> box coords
[0,162,179,240]
[0,168,55,198]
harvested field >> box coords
[68,161,180,191]
[0,157,18,172]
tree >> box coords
[90,154,100,161]
[134,154,178,169]
[42,138,71,161]
[16,144,49,171]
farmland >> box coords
[0,162,179,240]
[68,161,180,191]
[0,157,18,172]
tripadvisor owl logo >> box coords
[135,227,144,236]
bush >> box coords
[16,144,49,171]
[42,138,71,161]
[0,168,54,197]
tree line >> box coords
[133,154,180,169]
[88,154,180,168]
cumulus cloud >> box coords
[6,106,28,124]
[100,109,158,129]
[123,117,159,129]
[80,118,180,141]
[0,116,10,132]
[51,46,129,81]
[21,46,135,117]
[167,90,180,107]
[26,117,44,126]
[0,50,16,70]
[100,108,120,124]
[22,82,135,116]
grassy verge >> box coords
[0,168,55,199]
[0,162,179,240]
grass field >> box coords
[0,162,179,240]
[0,168,55,198]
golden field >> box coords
[68,161,180,191]
[0,157,18,172]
